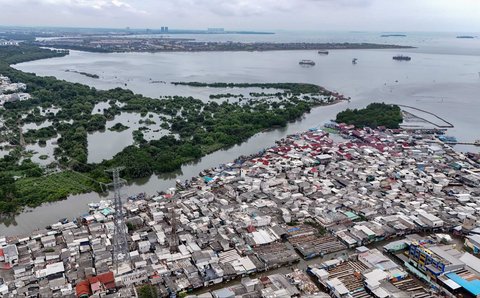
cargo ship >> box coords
[299,60,315,66]
[393,55,411,61]
[318,51,329,55]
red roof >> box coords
[76,280,91,297]
[96,271,114,284]
[76,271,116,296]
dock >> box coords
[398,104,454,128]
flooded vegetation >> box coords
[0,45,344,214]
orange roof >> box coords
[97,271,115,284]
[75,280,91,297]
[76,271,116,296]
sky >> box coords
[0,0,479,32]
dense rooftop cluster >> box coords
[1,124,479,297]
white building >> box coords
[418,212,444,228]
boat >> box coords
[474,140,480,146]
[299,60,315,66]
[457,35,475,39]
[318,51,329,55]
[88,202,100,209]
[393,55,411,61]
[438,135,457,143]
[352,58,358,64]
[381,34,407,37]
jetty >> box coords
[398,104,454,128]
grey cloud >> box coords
[0,0,479,31]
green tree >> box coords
[137,284,158,298]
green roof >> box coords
[344,211,360,220]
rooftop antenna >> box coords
[107,167,131,274]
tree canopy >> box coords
[336,103,403,129]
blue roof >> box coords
[446,273,480,295]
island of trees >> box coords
[65,69,100,79]
[0,45,346,214]
[109,123,130,132]
[335,103,403,129]
[34,37,414,53]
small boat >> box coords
[474,140,480,146]
[88,202,100,209]
[318,51,329,55]
[393,55,411,61]
[352,58,358,64]
[299,60,315,66]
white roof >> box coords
[251,229,276,245]
[467,234,480,247]
[460,252,480,274]
[364,268,388,283]
[371,287,389,298]
[36,261,65,278]
[327,278,349,295]
[442,278,461,290]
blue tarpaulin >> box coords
[446,273,480,295]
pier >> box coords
[443,142,479,146]
[398,104,454,128]
[425,140,479,147]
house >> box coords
[417,212,444,228]
[0,244,19,268]
[465,234,480,255]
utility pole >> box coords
[106,167,131,274]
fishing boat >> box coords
[393,55,412,61]
[299,60,315,66]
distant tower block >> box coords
[107,167,131,273]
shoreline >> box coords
[1,47,351,220]
[34,42,414,54]
[0,97,348,228]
